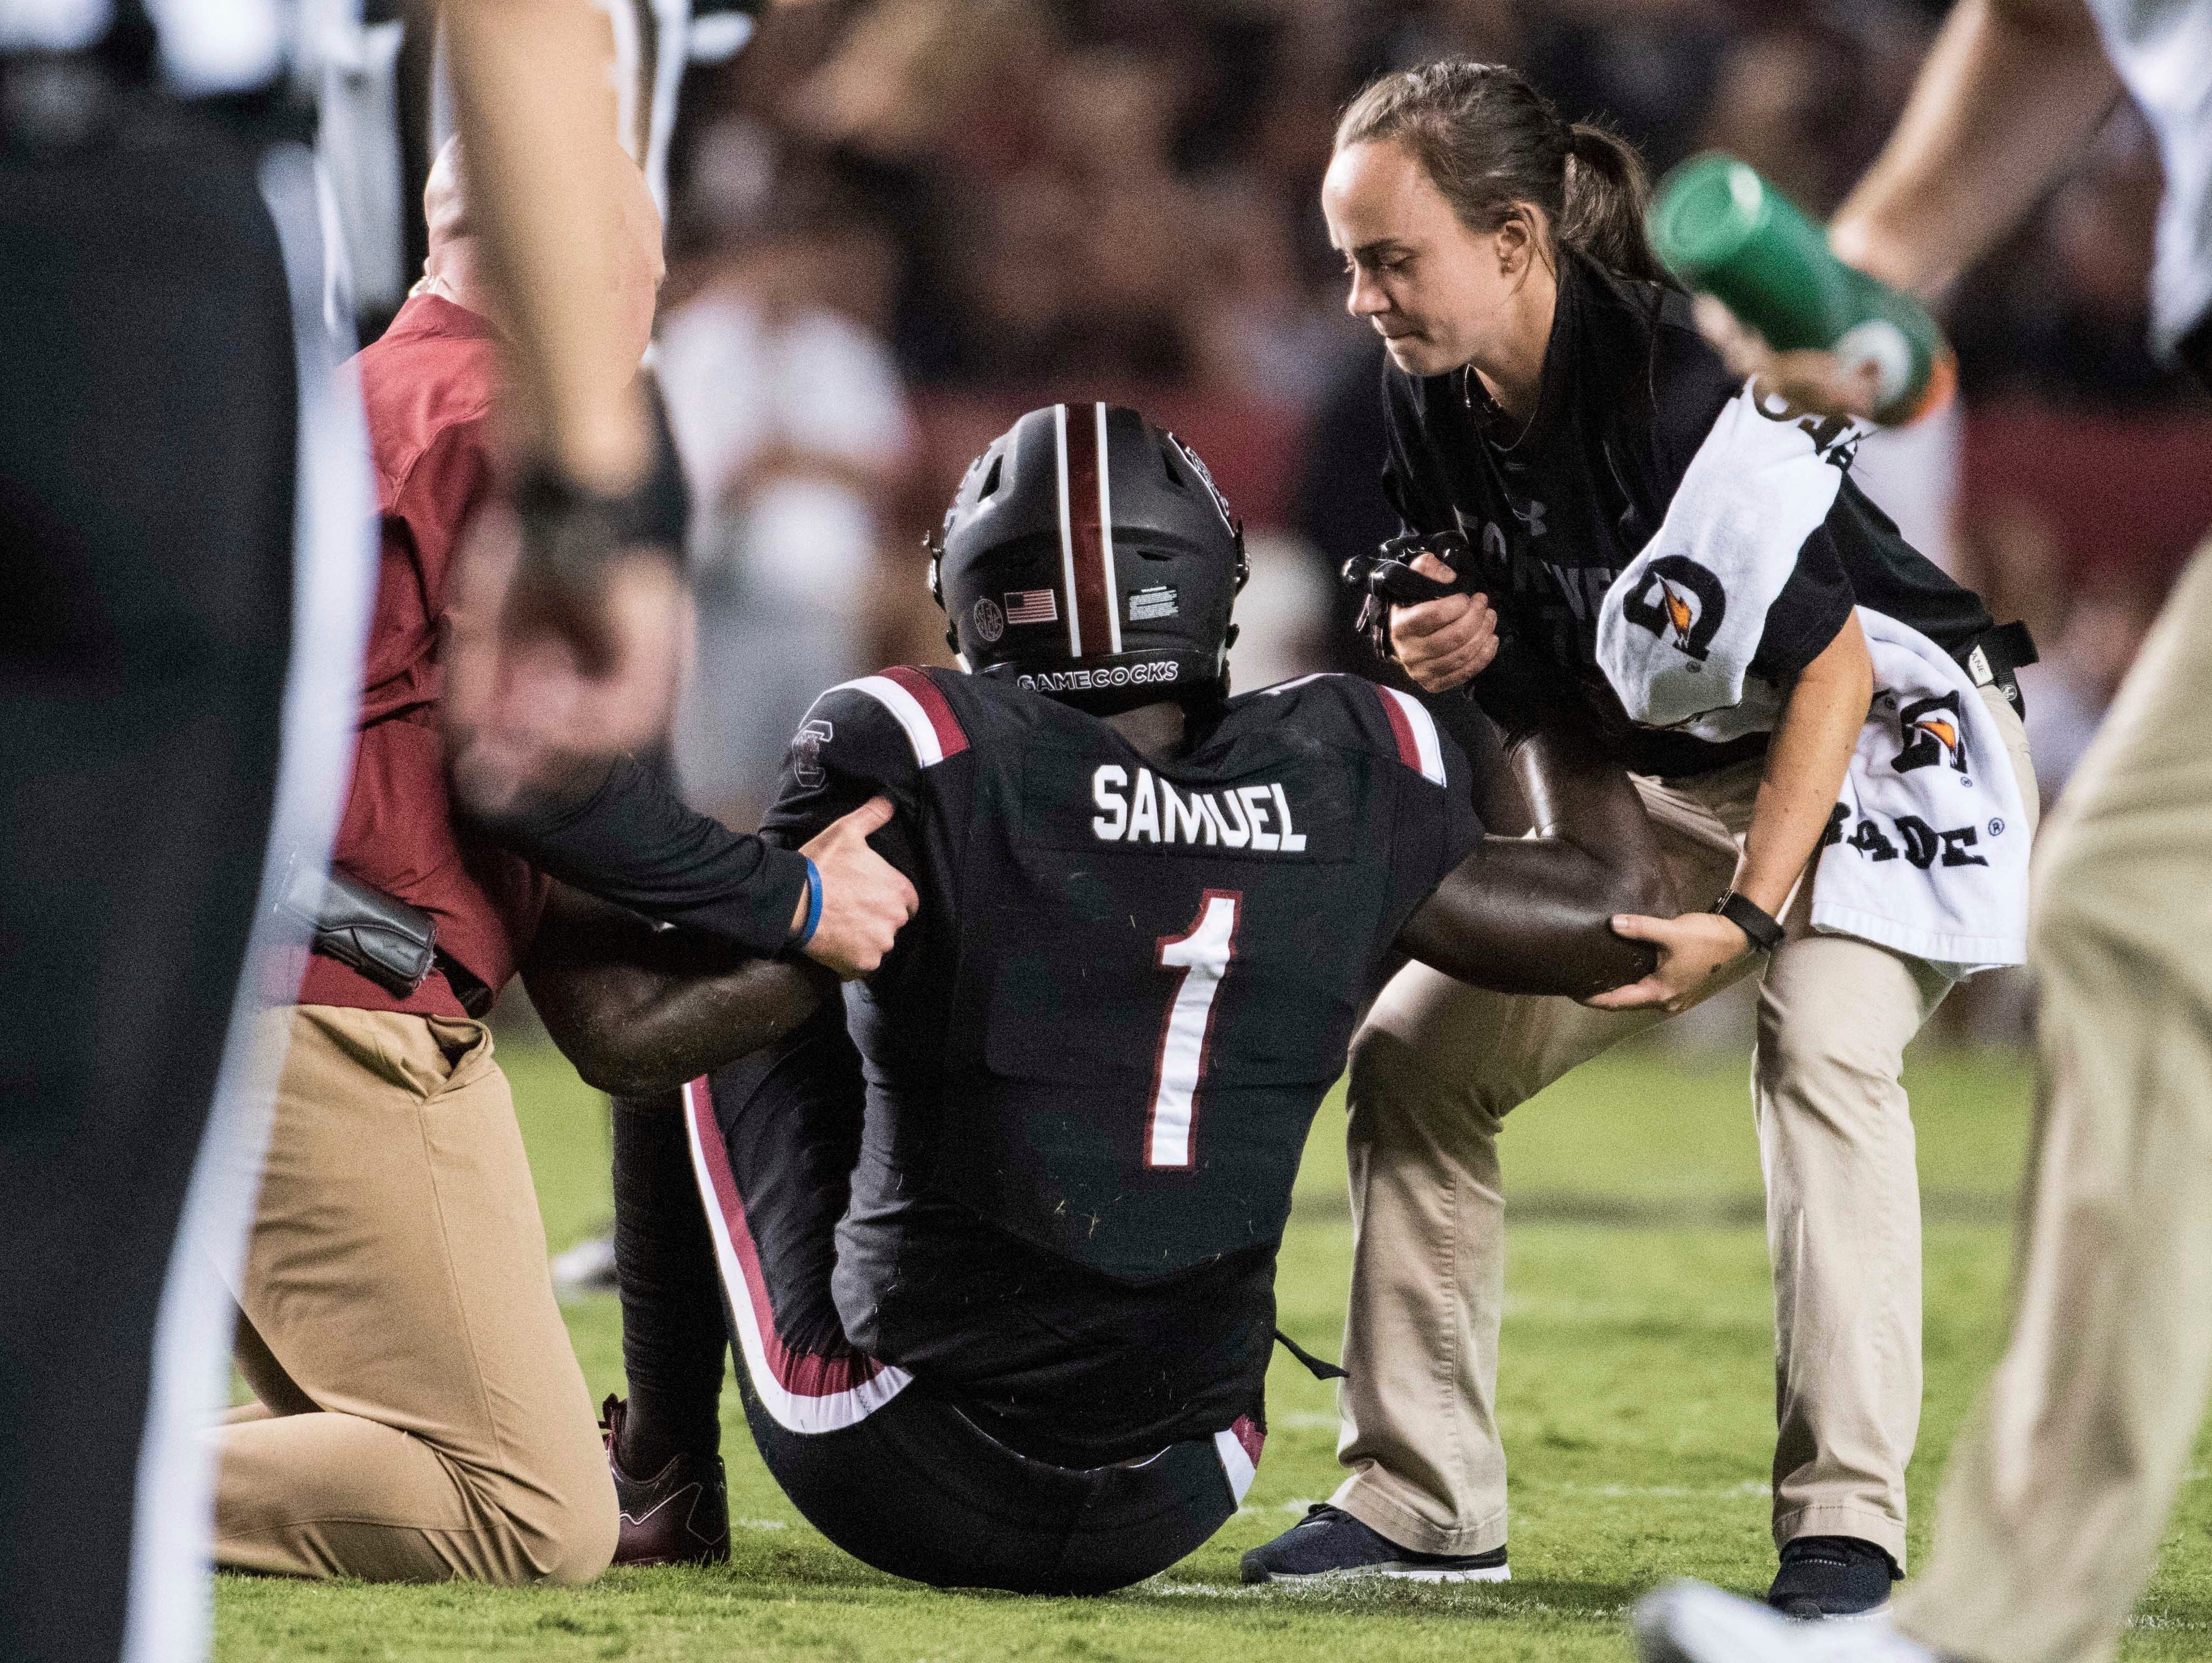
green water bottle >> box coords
[1648,153,1956,426]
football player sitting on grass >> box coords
[526,405,1686,1591]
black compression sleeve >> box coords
[612,1094,727,1472]
[483,755,810,959]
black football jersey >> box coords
[759,667,1479,1458]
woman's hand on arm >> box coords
[1394,727,1676,999]
[1590,612,1872,1012]
[1389,552,1502,693]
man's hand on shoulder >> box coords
[796,796,920,980]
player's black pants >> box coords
[676,1012,1258,1595]
[1,78,299,1662]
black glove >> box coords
[1340,529,1500,663]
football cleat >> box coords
[1767,1536,1901,1619]
[1239,1503,1509,1584]
[602,1395,729,1567]
[1632,1580,1946,1663]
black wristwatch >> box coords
[1712,889,1785,954]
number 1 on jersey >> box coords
[1145,891,1242,1170]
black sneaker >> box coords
[1239,1504,1509,1584]
[1766,1536,1900,1619]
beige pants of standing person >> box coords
[1332,687,2037,1570]
[1896,549,2212,1663]
[212,1004,616,1583]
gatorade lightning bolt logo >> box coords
[1622,556,1727,663]
[1894,691,1969,774]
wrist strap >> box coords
[792,857,824,949]
[1713,889,1784,954]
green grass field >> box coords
[213,1038,2212,1661]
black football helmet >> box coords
[927,403,1249,713]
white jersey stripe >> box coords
[832,674,947,767]
[1053,403,1083,658]
[1,0,111,51]
[1379,686,1448,787]
[1095,402,1122,655]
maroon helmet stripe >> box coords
[1062,404,1116,658]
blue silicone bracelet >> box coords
[794,857,825,949]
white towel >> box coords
[1812,609,2029,975]
[1593,385,2029,977]
[1595,383,1850,740]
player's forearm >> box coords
[548,959,828,1098]
[526,888,832,1097]
[1399,839,1666,998]
[1830,0,2120,295]
[1396,730,1673,997]
[441,0,647,492]
[1734,616,1872,918]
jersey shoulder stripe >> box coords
[1255,672,1448,787]
[834,667,971,767]
[1373,686,1448,787]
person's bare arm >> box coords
[525,884,833,1099]
[1699,0,2122,414]
[436,2,689,812]
[1590,614,1873,1012]
[1393,728,1674,1000]
[1732,613,1872,918]
[439,0,646,492]
[1831,0,2122,296]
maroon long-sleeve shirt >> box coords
[298,294,546,1016]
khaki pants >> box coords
[212,1005,616,1583]
[1332,687,2037,1568]
[1900,551,2212,1663]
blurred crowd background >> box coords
[622,0,2210,1035]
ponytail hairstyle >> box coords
[1334,59,1672,288]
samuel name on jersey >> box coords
[1089,767,1307,851]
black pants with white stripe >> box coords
[678,1011,1253,1595]
[0,85,296,1662]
